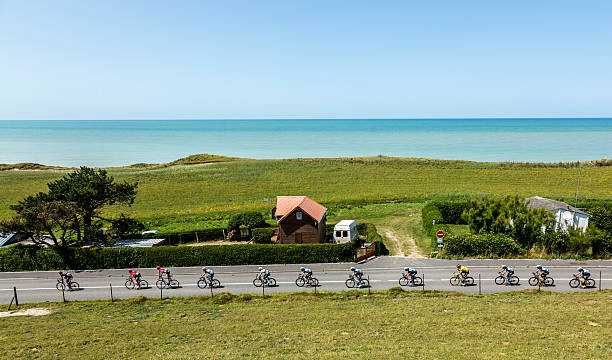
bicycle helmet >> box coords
[501,265,507,269]
[202,267,207,271]
[536,265,542,269]
[258,266,263,271]
[129,269,133,273]
[404,267,409,271]
[350,266,356,271]
[577,267,583,272]
[300,267,305,271]
[58,271,63,275]
[456,264,461,269]
[156,266,161,270]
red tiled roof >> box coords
[275,196,327,222]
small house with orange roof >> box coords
[271,196,327,244]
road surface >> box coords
[1,258,610,304]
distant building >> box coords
[271,196,327,244]
[526,196,590,232]
[0,232,31,247]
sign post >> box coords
[436,230,445,252]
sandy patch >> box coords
[184,241,250,246]
[0,308,52,317]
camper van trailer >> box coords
[333,220,358,244]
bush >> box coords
[159,228,226,245]
[227,211,267,230]
[592,232,612,257]
[537,232,570,254]
[422,202,444,235]
[252,228,274,244]
[357,223,388,255]
[442,233,522,257]
[0,243,355,271]
[588,206,612,233]
[431,201,471,224]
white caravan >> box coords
[333,220,359,244]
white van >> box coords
[333,220,359,244]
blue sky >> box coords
[1,1,611,120]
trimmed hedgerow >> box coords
[422,202,444,236]
[0,243,355,272]
[442,233,522,257]
[252,228,275,244]
[430,201,471,225]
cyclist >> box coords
[58,271,74,291]
[576,267,591,288]
[403,267,417,284]
[304,268,313,280]
[206,268,215,284]
[506,266,515,283]
[128,269,142,289]
[298,266,306,280]
[500,265,508,277]
[354,268,364,287]
[156,266,172,282]
[457,264,469,284]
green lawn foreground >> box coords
[1,290,610,360]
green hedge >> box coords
[591,232,612,257]
[442,233,522,257]
[0,243,355,272]
[252,228,274,244]
[430,201,470,225]
[422,202,444,235]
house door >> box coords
[295,233,302,244]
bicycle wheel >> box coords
[125,279,135,290]
[509,276,520,285]
[450,276,460,286]
[544,277,554,286]
[309,278,319,287]
[139,280,149,289]
[569,278,580,288]
[399,277,409,286]
[464,277,474,286]
[528,277,538,286]
[267,278,276,287]
[359,279,370,288]
[169,280,179,288]
[494,276,505,285]
[212,279,221,288]
[197,278,208,289]
[295,278,306,287]
[586,279,595,288]
[345,279,356,288]
[56,281,65,291]
[412,276,423,286]
[156,279,165,289]
[253,278,263,287]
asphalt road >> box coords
[1,258,611,304]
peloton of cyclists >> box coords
[128,269,142,289]
[575,267,591,288]
[58,271,74,291]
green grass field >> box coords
[1,289,610,359]
[1,156,611,233]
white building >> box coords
[333,220,359,244]
[526,196,590,232]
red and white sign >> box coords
[436,230,445,239]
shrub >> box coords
[252,228,274,244]
[227,211,267,230]
[357,223,388,255]
[588,206,612,233]
[592,232,612,257]
[442,233,522,257]
[422,202,444,235]
[537,232,570,254]
[0,242,355,271]
[431,201,471,225]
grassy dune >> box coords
[1,290,610,359]
[1,157,611,232]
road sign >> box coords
[436,230,445,239]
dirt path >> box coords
[383,229,405,256]
[378,220,425,258]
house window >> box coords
[335,231,342,238]
[342,231,348,237]
[296,212,302,220]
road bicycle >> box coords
[345,276,369,288]
[569,274,595,289]
[450,272,474,286]
[253,276,276,287]
[197,276,221,289]
[56,278,80,291]
[295,275,319,287]
[125,277,149,290]
[156,277,180,289]
[494,271,520,286]
[399,273,423,287]
[528,272,554,287]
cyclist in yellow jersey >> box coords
[457,264,469,280]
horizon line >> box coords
[2,116,612,121]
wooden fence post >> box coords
[478,274,481,295]
[368,275,371,295]
[110,283,114,302]
[422,273,425,293]
[13,287,18,307]
[62,286,66,302]
[599,271,602,291]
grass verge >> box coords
[1,289,610,359]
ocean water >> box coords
[0,119,610,167]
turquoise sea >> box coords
[0,119,611,167]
